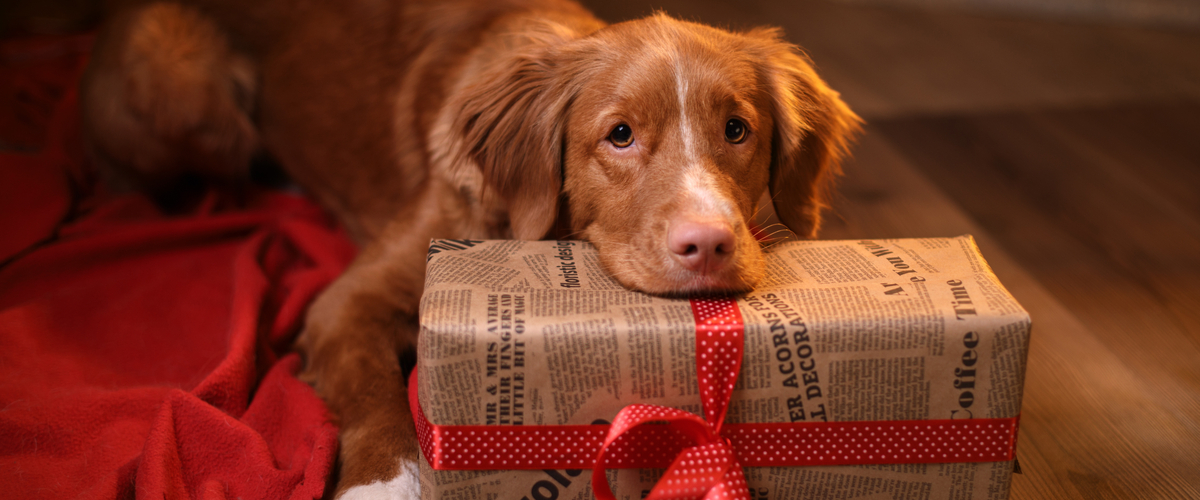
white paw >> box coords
[338,461,420,500]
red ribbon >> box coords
[409,298,1020,498]
[590,298,749,500]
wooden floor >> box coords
[577,1,1200,498]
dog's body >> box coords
[81,0,859,497]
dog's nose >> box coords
[669,220,736,275]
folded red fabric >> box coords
[0,35,352,500]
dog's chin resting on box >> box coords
[81,0,860,497]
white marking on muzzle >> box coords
[683,168,735,220]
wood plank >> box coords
[1022,103,1200,222]
[821,130,1200,499]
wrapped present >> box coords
[413,236,1030,500]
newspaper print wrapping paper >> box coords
[415,236,1031,500]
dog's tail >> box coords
[82,2,258,207]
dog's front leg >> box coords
[297,256,421,499]
[296,190,464,499]
[297,280,419,499]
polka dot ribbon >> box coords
[408,298,1021,490]
[589,298,749,500]
[690,298,745,434]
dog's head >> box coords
[458,14,860,295]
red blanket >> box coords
[0,35,350,499]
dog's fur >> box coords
[81,0,860,497]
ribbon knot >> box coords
[591,298,749,500]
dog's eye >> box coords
[725,119,747,144]
[609,124,634,148]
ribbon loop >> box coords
[591,405,719,500]
[591,298,751,500]
[647,442,747,500]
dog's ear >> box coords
[751,29,862,238]
[455,47,575,240]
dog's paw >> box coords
[337,461,420,500]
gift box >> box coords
[413,236,1029,500]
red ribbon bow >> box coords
[591,298,750,500]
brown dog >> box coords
[81,0,860,497]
